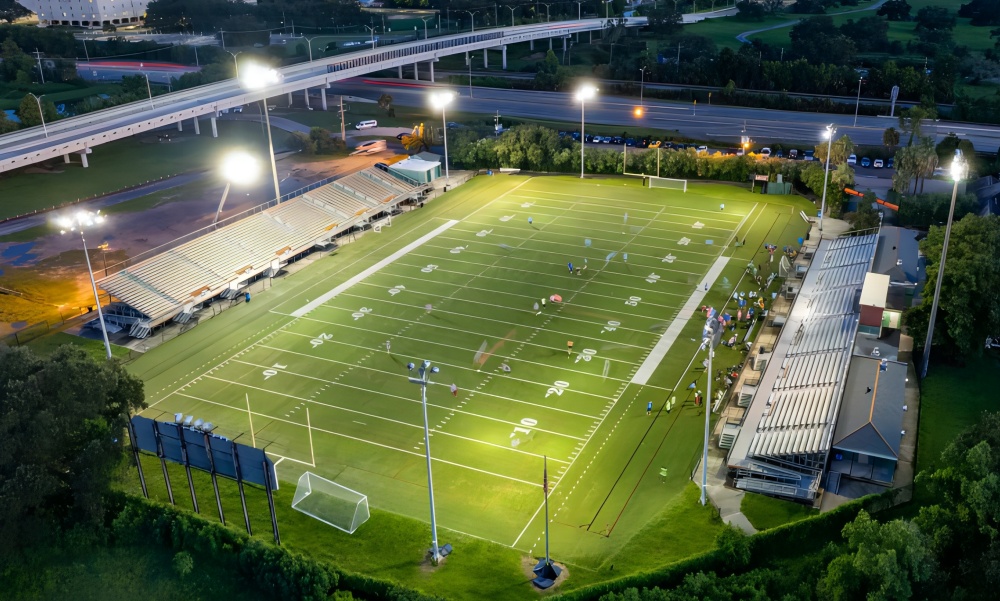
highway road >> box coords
[338,80,1000,154]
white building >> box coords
[17,0,147,28]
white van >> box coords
[355,120,378,130]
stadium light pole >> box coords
[921,150,965,380]
[430,91,455,186]
[27,92,48,138]
[238,63,282,203]
[700,316,722,506]
[576,84,597,178]
[57,211,113,361]
[407,360,444,564]
[819,124,835,234]
[214,151,260,226]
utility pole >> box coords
[339,95,346,141]
[33,49,45,84]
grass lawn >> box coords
[0,542,270,601]
[740,492,816,531]
[0,120,294,221]
[914,353,1000,476]
[122,173,810,596]
[685,15,793,50]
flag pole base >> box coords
[531,558,562,588]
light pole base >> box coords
[532,559,562,589]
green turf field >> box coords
[132,175,810,568]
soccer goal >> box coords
[646,176,688,193]
[291,472,370,534]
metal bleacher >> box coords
[99,168,425,338]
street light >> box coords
[605,0,612,19]
[639,66,647,107]
[462,10,479,32]
[504,4,517,26]
[238,63,283,203]
[214,152,260,225]
[224,50,242,78]
[303,35,321,62]
[57,211,113,361]
[27,92,47,138]
[430,91,455,185]
[819,124,835,234]
[467,53,475,98]
[921,150,965,380]
[576,84,597,178]
[406,360,445,564]
[699,315,723,506]
[853,77,862,127]
[364,25,376,47]
[420,16,434,39]
[139,63,154,110]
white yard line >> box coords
[291,219,459,318]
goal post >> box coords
[646,176,688,193]
[291,471,370,534]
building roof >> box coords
[728,233,879,497]
[391,157,441,172]
[859,272,889,309]
[873,226,922,284]
[832,356,906,460]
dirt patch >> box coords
[24,166,65,174]
[418,550,450,573]
[524,52,547,61]
[520,555,570,595]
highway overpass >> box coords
[0,18,645,174]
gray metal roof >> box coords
[832,356,906,460]
[728,233,879,482]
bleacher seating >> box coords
[99,168,424,336]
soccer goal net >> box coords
[291,472,370,534]
[647,176,688,193]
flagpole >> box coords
[544,455,550,567]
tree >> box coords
[0,109,18,134]
[898,106,935,146]
[905,215,1000,360]
[847,192,884,231]
[841,16,890,53]
[816,511,937,601]
[646,6,682,35]
[735,0,766,19]
[0,345,146,553]
[814,134,855,165]
[883,127,901,148]
[377,93,394,117]
[16,94,58,128]
[897,191,979,228]
[533,49,566,90]
[0,38,33,83]
[958,0,1000,26]
[914,6,956,32]
[761,0,784,14]
[309,127,345,155]
[877,0,912,21]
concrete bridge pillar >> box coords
[193,117,200,135]
[320,87,328,111]
[563,36,567,51]
[502,46,507,70]
[79,152,89,168]
[530,39,534,51]
[211,117,218,137]
[287,92,293,106]
[177,120,183,132]
[549,37,553,50]
[398,65,403,78]
[429,60,435,82]
[414,63,419,80]
[483,50,488,68]
[63,154,71,164]
[304,88,311,109]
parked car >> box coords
[571,131,581,140]
[648,140,662,148]
[847,154,857,166]
[354,120,378,130]
[887,157,895,169]
[625,138,636,147]
[231,105,244,113]
[446,121,461,129]
[696,145,708,155]
[803,150,815,161]
[873,159,884,169]
[611,136,624,145]
[760,147,772,158]
[775,149,784,158]
[861,157,871,168]
[639,138,650,148]
[789,149,799,159]
[585,134,593,143]
[558,131,568,138]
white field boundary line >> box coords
[291,219,459,318]
[628,202,760,386]
[175,391,542,487]
[422,239,709,269]
[630,256,729,386]
[206,371,587,442]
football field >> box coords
[136,175,809,561]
